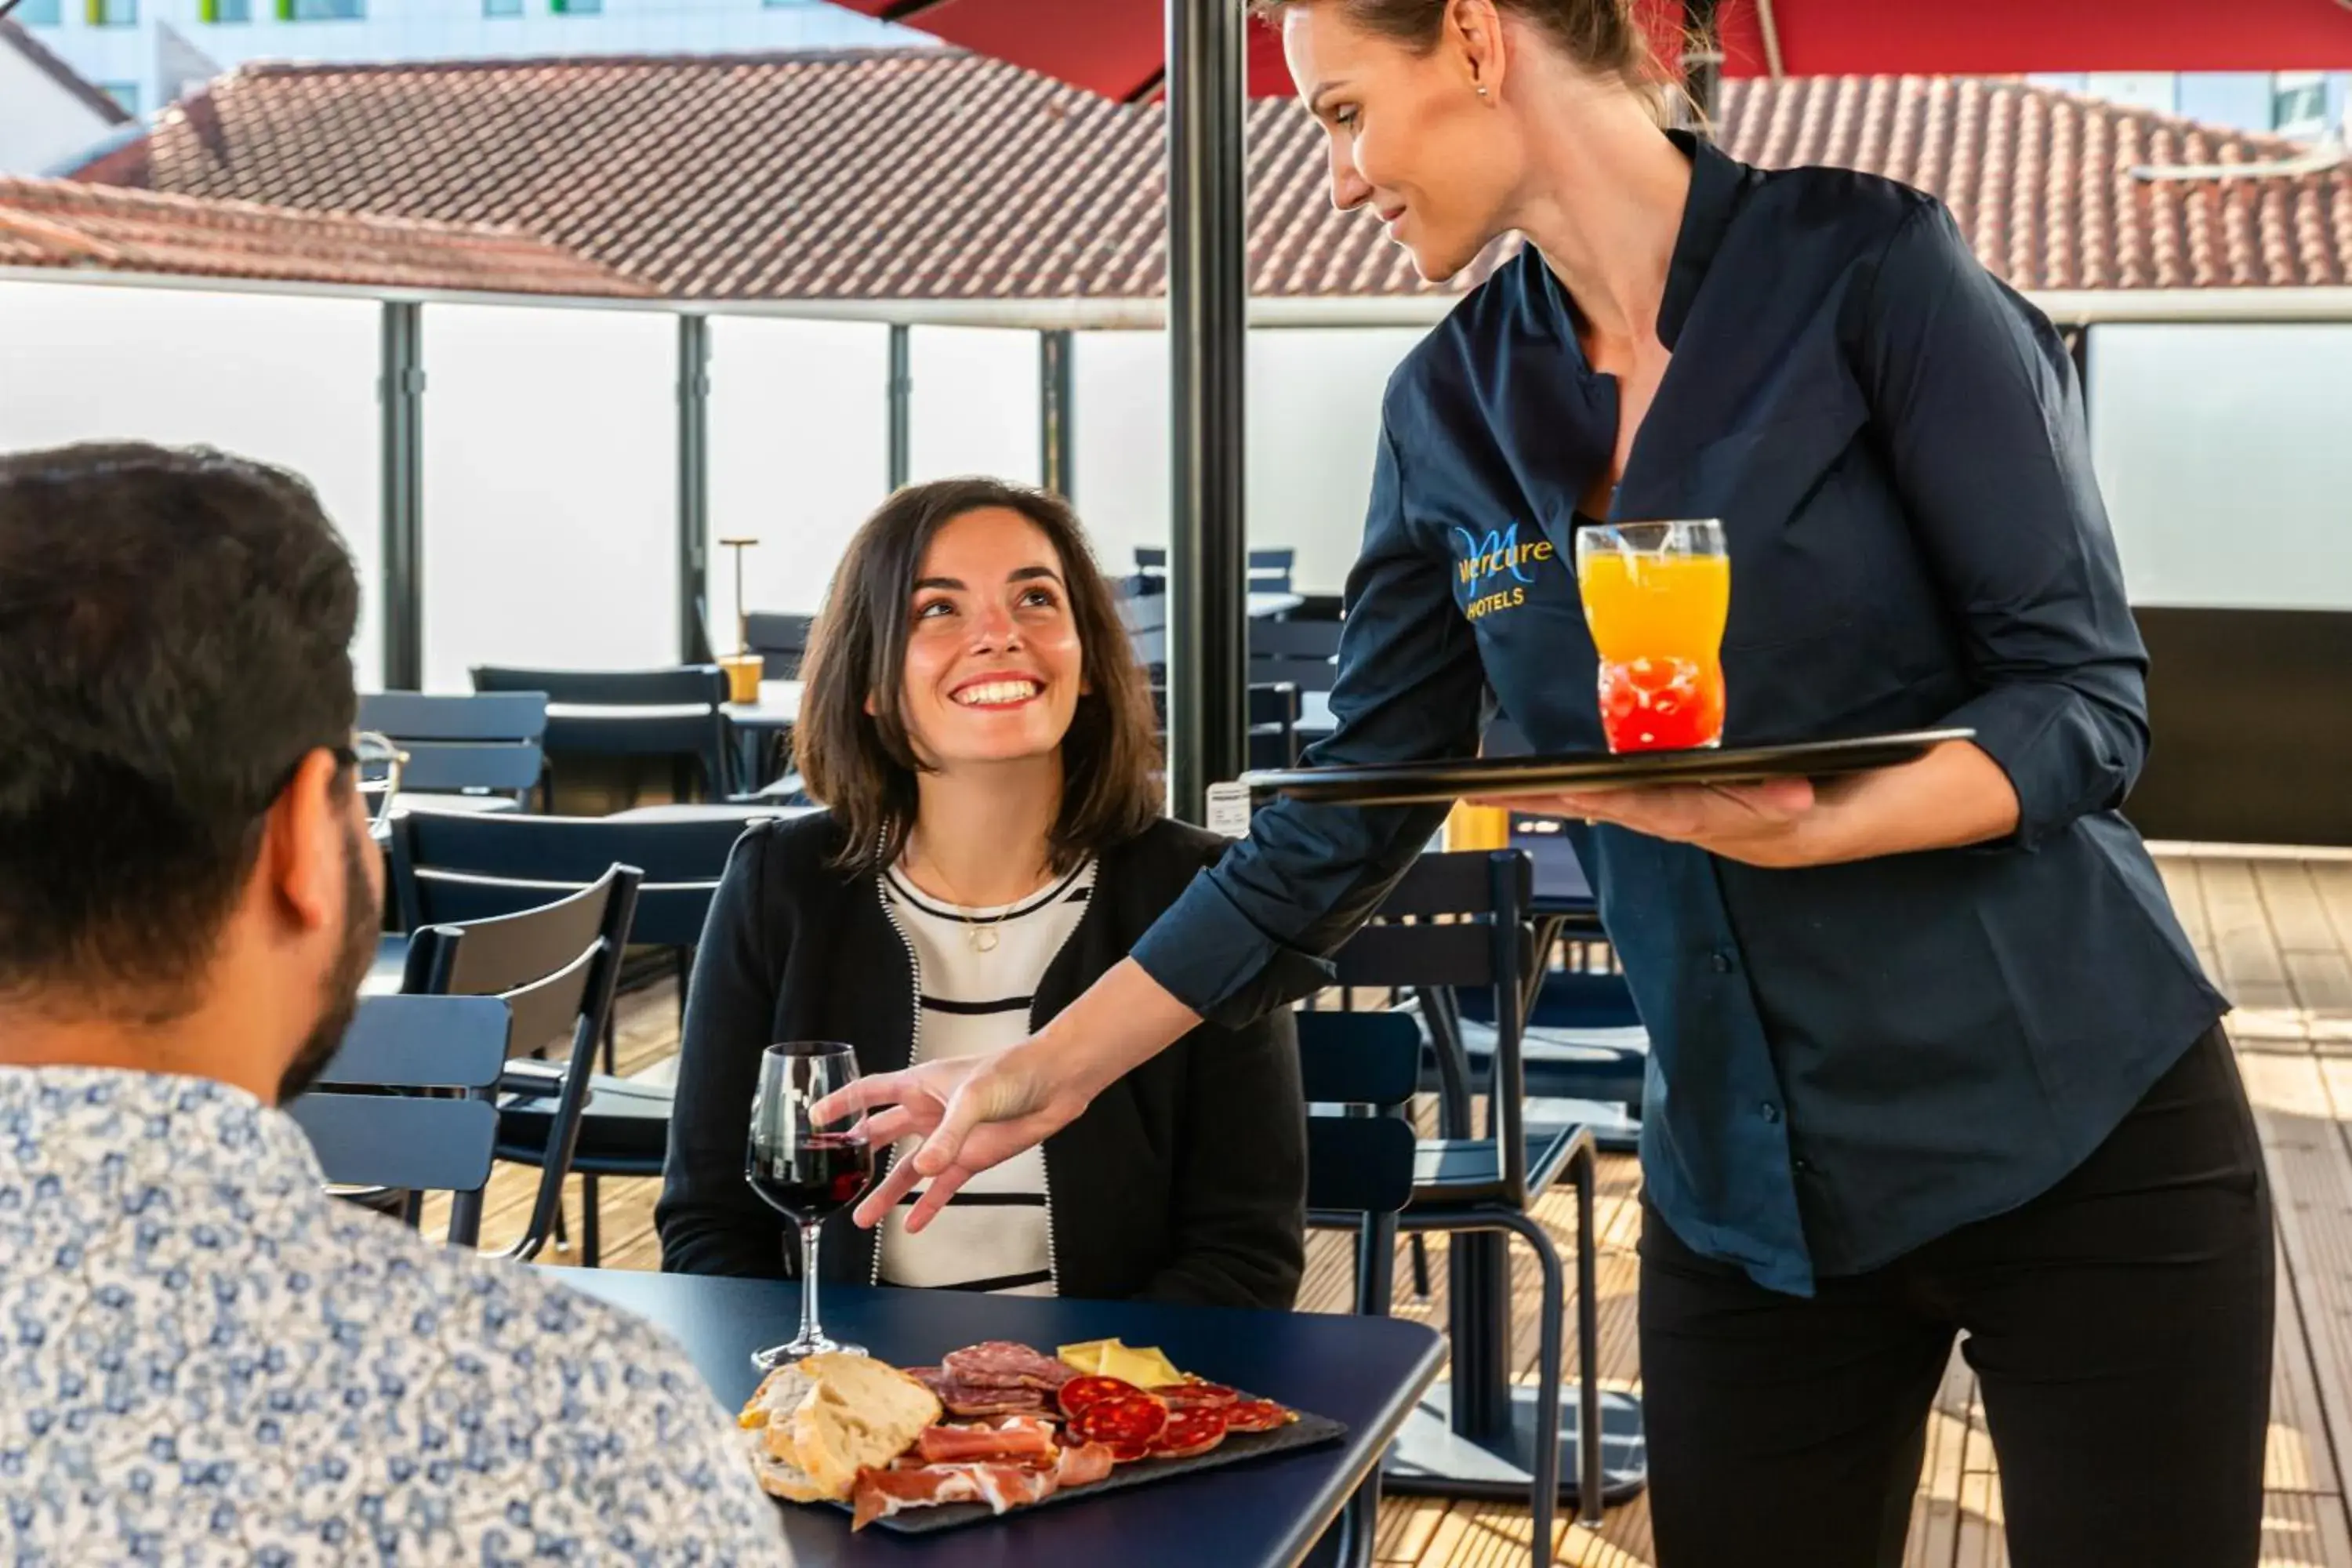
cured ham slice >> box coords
[913,1415,1061,1466]
[849,1460,1057,1530]
[1054,1440,1116,1488]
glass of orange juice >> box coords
[1573,519,1730,753]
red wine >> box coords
[749,1132,874,1222]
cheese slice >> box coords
[1057,1338,1184,1388]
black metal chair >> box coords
[1298,1008,1423,1568]
[1148,681,1302,770]
[358,691,546,812]
[1330,849,1610,1559]
[389,811,747,1265]
[1133,544,1295,594]
[290,993,513,1247]
[1249,617,1343,693]
[471,665,733,805]
[399,865,641,1266]
[742,612,817,681]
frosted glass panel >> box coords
[1069,331,1169,579]
[0,281,383,688]
[2087,323,2352,612]
[706,316,890,630]
[1247,327,1421,595]
[907,326,1041,487]
[419,304,677,691]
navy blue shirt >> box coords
[1131,132,2227,1296]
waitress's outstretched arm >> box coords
[825,419,1484,1229]
[1544,199,2144,869]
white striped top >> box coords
[875,858,1096,1296]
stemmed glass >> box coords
[746,1041,874,1368]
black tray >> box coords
[833,1406,1349,1535]
[1240,728,1973,808]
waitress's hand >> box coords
[810,957,1201,1233]
[1491,741,2020,869]
[1491,776,1824,867]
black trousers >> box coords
[1640,1025,2274,1568]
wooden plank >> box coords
[2160,854,2212,957]
[2260,1491,2352,1568]
[2263,862,2345,955]
[1953,1471,2009,1568]
[2270,1254,2346,1496]
[2208,859,2300,1012]
[2244,1052,2352,1507]
[2313,865,2352,964]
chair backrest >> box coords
[1147,682,1301,769]
[1329,849,1535,1203]
[287,993,512,1242]
[402,865,642,1258]
[1248,619,1342,693]
[358,691,547,796]
[470,665,730,793]
[390,810,745,949]
[743,612,818,680]
[1297,1010,1421,1219]
[1133,546,1293,593]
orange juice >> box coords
[1577,550,1730,753]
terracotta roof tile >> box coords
[0,176,654,296]
[71,49,2352,300]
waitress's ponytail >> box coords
[1246,0,1686,129]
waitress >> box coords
[825,2,2272,1563]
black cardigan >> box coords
[654,811,1308,1309]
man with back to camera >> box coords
[0,442,786,1563]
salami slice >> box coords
[1221,1398,1294,1433]
[1152,1381,1238,1410]
[941,1341,1076,1391]
[1056,1375,1145,1419]
[1147,1405,1229,1460]
[1068,1392,1167,1461]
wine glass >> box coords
[747,1041,874,1368]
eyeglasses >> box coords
[348,731,408,836]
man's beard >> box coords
[275,823,379,1105]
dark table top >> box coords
[559,1272,1443,1568]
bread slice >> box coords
[787,1353,944,1501]
[739,1364,832,1502]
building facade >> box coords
[2031,70,2350,140]
[6,0,909,119]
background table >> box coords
[562,1272,1442,1568]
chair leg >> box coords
[552,1199,571,1253]
[448,1188,485,1250]
[581,1174,601,1269]
[675,946,693,1021]
[1573,1150,1603,1523]
[601,1010,618,1076]
[1494,1210,1566,1568]
[1408,1233,1432,1299]
[1356,1212,1398,1318]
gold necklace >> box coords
[909,838,1043,955]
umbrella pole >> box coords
[1165,0,1250,826]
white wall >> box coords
[906,325,1042,489]
[1070,325,1421,596]
[705,314,890,632]
[0,45,120,174]
[0,279,383,687]
[418,303,676,690]
[2087,322,2352,612]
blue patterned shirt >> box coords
[0,1066,788,1564]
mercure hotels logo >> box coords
[1452,524,1555,622]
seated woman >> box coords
[656,477,1306,1307]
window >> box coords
[2274,72,2328,138]
[13,0,62,24]
[483,0,522,14]
[201,0,252,20]
[551,0,601,13]
[277,0,364,17]
[99,82,140,114]
[85,0,137,25]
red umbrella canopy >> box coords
[842,0,2352,103]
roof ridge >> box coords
[224,42,968,80]
[0,173,548,244]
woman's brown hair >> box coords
[792,477,1163,879]
[1248,0,1675,120]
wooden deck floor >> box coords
[432,848,2352,1568]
